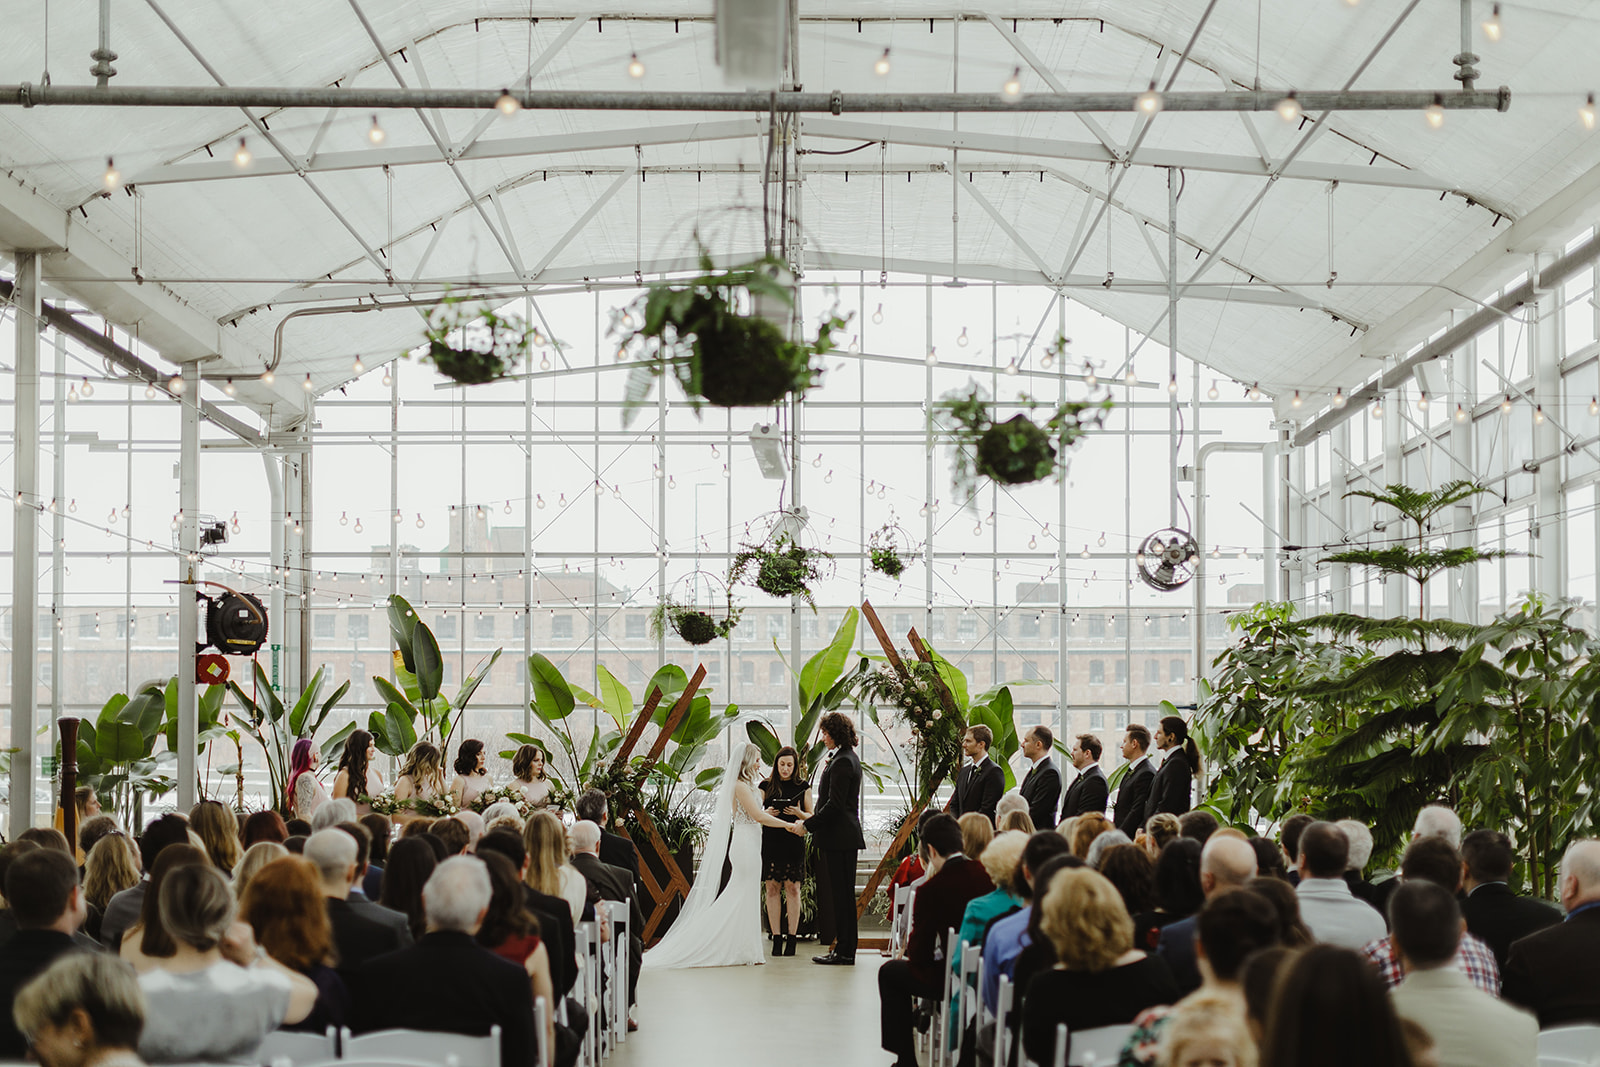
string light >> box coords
[1534,404,1545,424]
[339,511,349,526]
[1275,91,1302,123]
[1425,94,1445,130]
[144,382,156,399]
[1372,397,1383,418]
[1501,394,1514,414]
[169,374,186,394]
[1167,374,1179,396]
[1084,363,1098,388]
[1291,390,1303,408]
[496,89,520,115]
[352,356,365,374]
[957,327,969,347]
[1124,368,1138,387]
[393,509,403,524]
[1582,94,1597,132]
[1247,382,1261,401]
[260,367,275,385]
[1080,545,1090,558]
[1097,531,1106,547]
[627,53,645,79]
[79,377,93,399]
[1004,359,1019,376]
[1207,380,1219,400]
[67,382,79,403]
[1001,68,1023,100]
[234,137,251,167]
[1455,403,1467,422]
[102,157,120,189]
[1481,3,1502,41]
[874,49,891,76]
[415,513,426,528]
[926,347,938,366]
[1332,387,1346,408]
[223,378,236,396]
[353,518,363,533]
[1136,90,1163,114]
[1417,391,1429,410]
[1590,397,1599,416]
[67,499,76,513]
[382,367,392,386]
[871,303,884,325]
[302,373,314,392]
[367,115,385,144]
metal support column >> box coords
[1531,263,1566,600]
[298,443,313,689]
[1382,389,1407,616]
[50,333,65,732]
[1330,421,1351,613]
[176,362,200,812]
[1449,344,1479,621]
[8,252,40,839]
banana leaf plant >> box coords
[371,594,503,759]
[746,607,872,779]
[227,661,353,813]
[75,679,221,825]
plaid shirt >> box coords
[1360,932,1500,994]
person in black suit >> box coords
[306,829,410,978]
[878,814,995,1067]
[1144,714,1200,822]
[1113,723,1156,837]
[1017,725,1062,830]
[569,820,644,1012]
[574,789,641,895]
[798,711,866,964]
[1460,829,1561,969]
[1503,838,1600,1027]
[0,849,88,1059]
[353,857,537,1067]
[333,822,414,945]
[1060,733,1110,820]
[947,725,1005,824]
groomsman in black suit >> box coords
[801,711,866,965]
[1461,829,1561,969]
[946,725,1005,823]
[1060,733,1109,819]
[1017,725,1062,830]
[1113,723,1156,836]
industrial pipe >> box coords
[4,84,1513,114]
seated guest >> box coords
[241,811,288,850]
[1388,881,1537,1067]
[358,813,392,901]
[1293,822,1384,950]
[998,809,1036,836]
[994,792,1031,833]
[475,852,557,1064]
[238,857,351,1034]
[304,829,409,978]
[1009,855,1088,1008]
[11,952,147,1067]
[959,812,994,862]
[980,831,1074,1013]
[523,812,587,925]
[19,829,73,855]
[475,829,576,1000]
[353,857,537,1067]
[573,790,640,891]
[1153,991,1258,1067]
[1277,813,1314,886]
[432,817,472,857]
[311,798,359,834]
[1085,829,1133,869]
[76,815,121,870]
[1070,813,1113,858]
[233,842,287,898]
[1460,829,1561,969]
[1360,837,1498,993]
[889,810,941,890]
[119,845,209,973]
[1020,867,1179,1066]
[83,832,139,944]
[285,819,313,838]
[331,824,411,940]
[1152,838,1205,935]
[1239,946,1296,1047]
[955,831,1028,970]
[1,840,43,945]
[136,864,317,1063]
[1248,837,1291,882]
[377,837,437,942]
[188,801,241,876]
[1258,944,1411,1067]
[1247,876,1313,947]
[1142,813,1181,858]
[1503,837,1600,1027]
[1098,844,1161,952]
[1371,805,1464,914]
[0,849,89,1059]
[1177,811,1218,845]
[1335,819,1383,910]
[99,815,189,952]
[568,820,642,1012]
[1158,836,1258,995]
[879,813,993,1067]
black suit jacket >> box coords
[598,830,640,893]
[949,758,1005,823]
[1114,759,1156,836]
[1143,748,1193,822]
[353,930,535,1067]
[1503,906,1600,1027]
[807,746,866,852]
[1019,759,1062,830]
[1060,764,1110,820]
[906,856,995,988]
[1465,883,1563,970]
[327,898,408,976]
[570,853,645,933]
[346,895,414,947]
[523,885,576,997]
[0,930,81,1059]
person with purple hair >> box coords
[288,739,331,824]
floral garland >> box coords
[853,655,965,794]
[471,785,536,819]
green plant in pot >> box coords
[649,595,742,646]
[614,249,850,426]
[729,535,833,610]
[416,294,535,385]
[935,374,1111,506]
[868,523,913,579]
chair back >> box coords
[338,1027,501,1067]
[534,996,550,1067]
[993,974,1015,1067]
[1067,1024,1134,1066]
[1539,1023,1600,1067]
[256,1026,337,1066]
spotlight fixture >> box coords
[103,157,120,189]
[1001,67,1022,101]
[367,115,385,144]
[1136,90,1163,114]
[1275,91,1302,123]
[1425,94,1445,129]
[1481,3,1502,41]
[234,137,251,167]
[874,49,891,76]
[627,53,645,79]
[496,89,520,115]
[1583,94,1597,133]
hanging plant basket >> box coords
[648,573,743,646]
[727,510,835,611]
[613,246,851,426]
[935,363,1111,507]
[416,295,535,385]
[868,522,915,579]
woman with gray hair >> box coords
[12,954,147,1067]
[135,864,317,1063]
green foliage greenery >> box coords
[934,378,1112,507]
[728,535,834,611]
[75,678,227,823]
[369,595,502,759]
[419,294,536,385]
[226,661,351,814]
[649,596,742,646]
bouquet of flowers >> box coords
[471,785,535,819]
[408,793,460,819]
[361,792,406,816]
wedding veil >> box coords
[643,742,748,957]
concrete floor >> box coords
[613,949,889,1067]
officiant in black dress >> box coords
[759,746,813,956]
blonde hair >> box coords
[84,834,140,911]
[522,811,570,897]
[233,841,290,899]
[1071,813,1114,858]
[1158,992,1257,1067]
[738,744,762,784]
[979,830,1029,890]
[958,813,994,859]
[12,953,146,1051]
[188,801,242,873]
[1040,867,1133,971]
[158,864,236,952]
[998,809,1036,835]
[1211,827,1250,843]
[398,742,446,797]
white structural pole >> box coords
[50,333,65,733]
[1449,345,1478,621]
[1530,262,1566,601]
[176,362,200,812]
[8,252,40,839]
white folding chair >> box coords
[1538,1024,1600,1067]
[534,996,550,1067]
[1067,1024,1134,1066]
[256,1026,337,1066]
[889,885,914,955]
[338,1027,501,1067]
[934,928,957,1067]
[993,975,1015,1067]
[603,900,631,1048]
[574,923,598,1067]
[1052,1022,1070,1067]
[954,939,980,1064]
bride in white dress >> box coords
[642,743,804,969]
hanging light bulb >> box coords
[1425,94,1446,129]
[1124,367,1138,386]
[1372,397,1383,418]
[475,504,486,520]
[169,374,186,394]
[67,498,77,513]
[260,367,275,385]
[353,517,363,533]
[393,508,403,524]
[1583,94,1598,132]
[1084,363,1098,388]
[1080,544,1090,558]
[536,494,546,509]
[874,49,892,76]
[957,327,969,347]
[627,53,645,78]
[1004,359,1019,376]
[872,303,884,325]
[382,367,392,386]
[1332,387,1346,408]
[1001,67,1023,100]
[1590,396,1599,416]
[1040,349,1055,369]
[415,513,426,528]
[1535,404,1546,424]
[367,115,385,144]
[847,335,860,354]
[1481,3,1502,41]
[67,382,79,403]
[302,373,314,392]
[1167,374,1179,396]
[144,382,156,399]
[1276,91,1302,123]
[1417,390,1429,410]
[1455,402,1468,422]
[1210,545,1221,558]
[103,157,120,189]
[106,507,116,523]
[352,356,365,374]
[1237,548,1248,560]
[1097,531,1106,547]
[824,470,833,484]
[1247,381,1261,400]
[1136,90,1163,114]
[1291,390,1303,408]
[293,518,303,535]
[496,89,520,115]
[223,378,236,396]
[234,137,252,167]
[925,347,938,366]
[340,511,349,526]
[1207,379,1219,400]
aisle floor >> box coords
[611,949,888,1067]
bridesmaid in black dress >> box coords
[759,745,813,956]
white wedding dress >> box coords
[641,772,766,969]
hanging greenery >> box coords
[649,595,743,646]
[935,377,1111,506]
[728,535,834,610]
[853,655,962,796]
[613,250,851,425]
[868,523,913,579]
[417,294,536,385]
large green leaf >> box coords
[388,595,420,673]
[250,660,286,724]
[595,664,632,731]
[375,703,418,756]
[411,625,444,703]
[928,650,969,713]
[528,653,576,720]
[288,666,327,736]
[320,720,357,762]
[455,648,503,710]
[800,607,858,704]
[646,664,689,707]
[746,721,781,764]
[372,676,419,720]
[96,693,129,728]
[120,690,165,746]
[95,721,146,764]
[308,680,352,737]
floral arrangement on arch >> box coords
[852,654,964,794]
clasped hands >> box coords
[769,805,807,834]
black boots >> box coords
[771,933,783,956]
[782,934,797,957]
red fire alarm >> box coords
[196,654,230,686]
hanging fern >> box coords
[934,378,1111,507]
[417,294,535,385]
